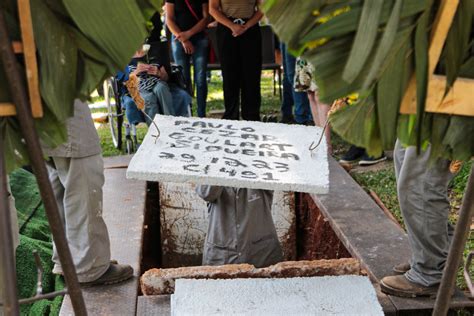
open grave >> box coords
[59,116,474,315]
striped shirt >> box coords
[220,0,257,19]
[129,63,161,91]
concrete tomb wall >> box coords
[159,182,296,267]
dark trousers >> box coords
[216,23,262,121]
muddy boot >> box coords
[80,262,133,287]
[380,275,439,298]
[392,262,410,274]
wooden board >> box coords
[400,0,474,117]
[1,0,43,118]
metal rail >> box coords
[0,10,87,316]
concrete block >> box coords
[171,276,383,315]
[127,115,329,193]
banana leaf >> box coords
[265,0,474,162]
[1,0,156,172]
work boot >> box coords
[392,262,410,274]
[80,262,133,287]
[53,259,119,276]
[380,275,439,298]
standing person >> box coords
[44,99,133,286]
[166,0,209,118]
[380,141,454,297]
[209,0,263,121]
[197,185,283,268]
[280,43,312,125]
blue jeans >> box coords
[140,81,175,125]
[172,32,208,117]
[121,95,145,125]
[280,43,294,118]
[280,43,312,123]
[170,84,192,117]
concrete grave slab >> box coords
[127,115,329,193]
[170,276,383,315]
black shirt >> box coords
[166,0,208,33]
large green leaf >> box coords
[342,0,384,83]
[265,0,474,162]
[63,0,148,70]
[31,0,77,121]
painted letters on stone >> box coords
[127,115,329,193]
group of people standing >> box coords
[166,0,265,121]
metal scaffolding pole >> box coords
[433,165,474,315]
[0,10,87,316]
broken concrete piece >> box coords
[127,115,329,194]
[171,276,384,315]
[141,258,360,295]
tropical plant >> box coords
[265,0,473,161]
[1,0,160,171]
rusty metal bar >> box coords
[0,134,20,316]
[0,10,87,316]
[433,165,474,315]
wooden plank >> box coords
[399,0,472,116]
[0,103,16,116]
[17,0,43,118]
[310,158,412,282]
[60,164,146,315]
[400,76,474,116]
[12,41,23,53]
[425,76,474,116]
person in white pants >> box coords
[43,99,132,285]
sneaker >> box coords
[380,275,439,298]
[80,262,133,287]
[279,115,296,124]
[358,153,387,166]
[393,262,411,274]
[339,145,366,164]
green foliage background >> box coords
[0,0,161,172]
[265,0,474,161]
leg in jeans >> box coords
[239,24,262,121]
[394,140,454,286]
[171,36,192,94]
[47,155,111,283]
[192,34,209,118]
[217,24,241,120]
[121,95,144,125]
[285,53,311,123]
[280,43,294,119]
[170,84,192,117]
[141,81,174,125]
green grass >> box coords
[10,169,65,315]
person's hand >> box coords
[230,24,246,37]
[147,65,159,76]
[135,63,150,74]
[181,40,195,54]
[158,66,169,82]
[175,31,191,42]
